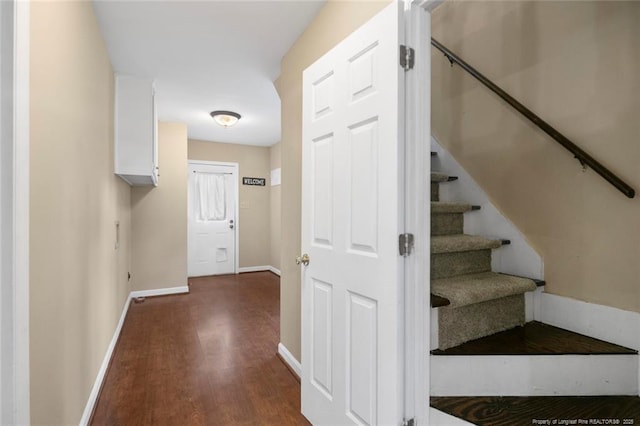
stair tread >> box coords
[432,272,537,308]
[431,294,450,308]
[431,321,638,355]
[431,234,503,254]
[431,172,450,183]
[431,396,640,425]
[431,201,478,214]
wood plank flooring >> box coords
[431,396,640,426]
[91,272,310,426]
[431,321,638,355]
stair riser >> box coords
[431,183,439,202]
[431,250,491,279]
[438,294,525,350]
[431,354,639,396]
[431,213,463,236]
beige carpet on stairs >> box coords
[430,171,537,350]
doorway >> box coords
[187,161,239,277]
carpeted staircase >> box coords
[430,156,538,350]
[429,149,640,423]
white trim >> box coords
[187,160,240,275]
[404,4,430,425]
[277,342,301,379]
[238,265,270,274]
[431,354,638,396]
[80,284,192,424]
[238,265,281,275]
[536,292,640,351]
[0,1,30,424]
[268,266,281,276]
[79,294,132,426]
[430,308,439,350]
[130,285,189,299]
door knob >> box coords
[229,219,234,229]
[295,253,310,266]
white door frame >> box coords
[403,1,432,424]
[187,160,240,275]
[0,0,30,424]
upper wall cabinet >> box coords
[115,75,158,186]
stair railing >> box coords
[431,37,636,199]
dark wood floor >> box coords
[431,321,638,355]
[431,396,640,426]
[91,272,310,425]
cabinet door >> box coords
[115,75,157,186]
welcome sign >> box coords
[242,177,266,186]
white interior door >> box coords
[301,3,406,424]
[188,162,237,277]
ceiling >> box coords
[93,0,326,147]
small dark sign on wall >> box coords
[242,177,266,186]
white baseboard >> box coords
[535,292,640,351]
[268,266,281,276]
[80,284,191,423]
[238,265,281,276]
[278,342,302,379]
[431,354,638,396]
[130,285,189,299]
[79,294,132,425]
[238,265,270,273]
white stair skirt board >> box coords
[535,292,640,351]
[431,137,543,280]
[79,294,132,426]
[238,265,280,275]
[277,342,301,379]
[130,285,189,299]
[430,408,475,426]
[430,354,639,396]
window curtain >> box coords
[194,172,226,221]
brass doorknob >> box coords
[295,253,310,266]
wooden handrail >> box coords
[431,37,635,199]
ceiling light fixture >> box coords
[210,110,241,128]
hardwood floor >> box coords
[91,272,310,426]
[431,396,640,426]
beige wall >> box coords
[29,1,131,423]
[188,139,271,268]
[270,142,281,270]
[432,1,640,312]
[275,0,391,361]
[131,122,188,291]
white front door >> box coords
[301,3,407,424]
[188,161,238,277]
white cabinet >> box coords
[114,75,158,186]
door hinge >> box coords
[400,45,415,71]
[399,233,414,257]
[402,418,415,426]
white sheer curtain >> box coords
[194,172,226,221]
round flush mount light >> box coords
[210,110,241,128]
